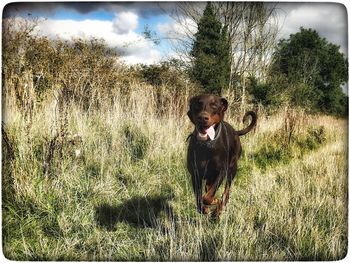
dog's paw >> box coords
[211,203,224,219]
[203,206,210,214]
[212,198,220,205]
[202,197,220,206]
[198,205,210,215]
[211,209,222,219]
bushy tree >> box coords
[2,17,124,110]
[248,73,289,109]
[271,28,348,115]
[190,2,230,95]
[250,27,348,116]
[138,60,188,88]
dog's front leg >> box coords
[191,173,209,214]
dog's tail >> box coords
[236,111,257,136]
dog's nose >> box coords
[197,113,209,123]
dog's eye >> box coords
[193,102,203,111]
[210,103,218,110]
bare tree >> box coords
[159,2,204,64]
[163,2,280,108]
[219,2,279,110]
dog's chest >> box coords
[189,136,230,167]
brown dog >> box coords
[187,94,257,218]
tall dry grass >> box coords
[2,83,347,260]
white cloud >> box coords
[157,17,197,39]
[124,49,162,65]
[277,3,347,56]
[31,17,161,65]
[156,17,197,59]
[112,11,138,34]
[36,18,111,40]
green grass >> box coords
[2,93,348,261]
[253,125,327,170]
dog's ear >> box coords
[187,110,194,123]
[187,97,196,123]
[220,98,228,112]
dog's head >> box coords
[187,94,228,137]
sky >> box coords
[2,1,348,65]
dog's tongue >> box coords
[198,125,216,141]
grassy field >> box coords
[2,84,348,261]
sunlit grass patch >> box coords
[2,95,347,261]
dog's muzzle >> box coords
[197,125,216,141]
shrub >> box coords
[254,143,293,170]
[254,125,327,170]
[122,124,150,161]
[296,126,326,152]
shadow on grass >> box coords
[95,195,173,230]
[199,234,220,261]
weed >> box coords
[254,141,293,169]
[253,125,327,170]
[121,123,150,161]
[296,126,326,152]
